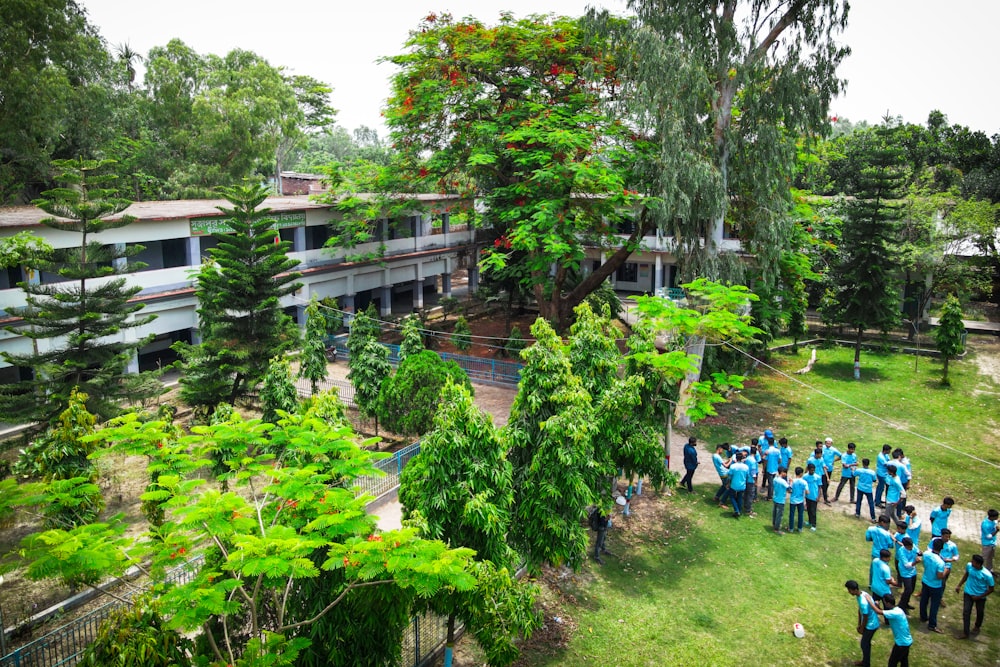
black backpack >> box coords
[589,508,604,531]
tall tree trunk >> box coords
[942,355,950,385]
[443,614,456,667]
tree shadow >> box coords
[807,360,888,382]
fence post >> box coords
[396,450,402,478]
[412,616,420,667]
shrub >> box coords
[452,316,472,351]
[377,350,472,436]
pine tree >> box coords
[0,158,160,427]
[174,183,301,412]
[298,297,329,394]
[934,295,965,386]
[821,123,905,379]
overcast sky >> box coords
[79,0,998,136]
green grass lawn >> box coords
[512,488,998,667]
[693,342,1000,509]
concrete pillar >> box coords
[342,294,356,326]
[413,263,425,310]
[654,255,663,293]
[127,351,139,375]
[442,272,452,298]
[293,226,306,254]
[468,264,480,294]
[441,212,451,234]
[187,237,201,266]
[380,285,392,316]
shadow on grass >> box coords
[808,360,889,382]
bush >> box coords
[505,325,527,358]
[451,315,472,351]
[80,596,193,667]
[377,350,472,436]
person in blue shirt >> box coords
[834,441,858,503]
[681,436,699,493]
[744,443,759,517]
[892,448,911,513]
[712,443,731,506]
[845,580,880,667]
[929,497,954,538]
[820,437,840,504]
[982,508,998,572]
[788,466,807,532]
[727,451,749,518]
[874,444,893,507]
[854,458,878,521]
[803,462,822,531]
[896,536,921,612]
[778,436,793,471]
[871,548,898,599]
[771,467,789,535]
[866,515,895,559]
[955,554,995,639]
[874,595,913,667]
[763,441,781,499]
[884,466,904,524]
[939,529,960,592]
[904,505,921,551]
[919,538,949,633]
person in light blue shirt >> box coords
[871,549,897,598]
[820,437,840,504]
[727,452,749,518]
[764,442,781,499]
[788,467,807,532]
[771,468,789,535]
[845,580,880,667]
[854,458,878,521]
[955,554,995,638]
[778,436,793,470]
[712,444,731,506]
[929,497,954,538]
[803,463,822,531]
[982,509,998,572]
[834,442,858,503]
[896,536,920,612]
[904,505,921,551]
[919,538,949,632]
[939,529,959,590]
[866,516,895,559]
[884,467,904,522]
[874,595,912,667]
[874,444,893,507]
[743,443,759,517]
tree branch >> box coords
[277,578,395,632]
[749,0,808,65]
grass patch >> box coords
[510,488,998,667]
[694,343,1000,509]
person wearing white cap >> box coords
[821,437,841,505]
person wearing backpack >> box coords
[590,505,612,564]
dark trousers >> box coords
[886,501,899,525]
[730,487,744,515]
[680,468,696,492]
[963,592,987,635]
[856,491,875,520]
[821,473,831,502]
[859,626,877,667]
[875,476,887,505]
[835,475,855,502]
[714,478,729,503]
[772,502,785,531]
[764,472,775,499]
[788,502,804,530]
[888,644,910,667]
[899,575,916,610]
[919,584,944,629]
[743,485,754,514]
[593,527,608,559]
[806,499,818,527]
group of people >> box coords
[850,499,997,666]
[681,430,998,666]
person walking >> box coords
[821,437,841,505]
[845,580,881,667]
[919,538,949,634]
[896,536,920,612]
[834,441,858,503]
[772,467,789,535]
[788,466,807,532]
[955,553,995,639]
[875,444,893,508]
[875,595,913,667]
[981,509,998,572]
[855,458,878,522]
[884,467,904,526]
[681,436,699,493]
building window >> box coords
[616,263,638,283]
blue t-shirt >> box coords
[866,526,895,558]
[921,551,947,588]
[895,459,910,484]
[876,452,891,479]
[871,558,893,597]
[886,476,903,503]
[804,472,821,501]
[765,446,781,474]
[841,452,858,478]
[746,454,759,478]
[822,446,841,473]
[712,453,729,478]
[896,545,919,579]
[855,468,877,493]
[963,563,995,596]
[930,507,951,536]
[780,445,793,469]
[892,530,907,550]
[789,478,808,504]
[982,519,997,547]
[772,476,790,504]
[883,606,912,647]
[858,593,881,631]
[940,541,959,563]
[906,516,921,549]
[728,462,749,491]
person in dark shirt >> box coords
[681,436,699,493]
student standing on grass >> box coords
[712,443,731,507]
[821,437,841,505]
[875,444,893,508]
[892,521,908,566]
[872,548,899,600]
[856,459,878,521]
[728,451,749,518]
[772,467,789,535]
[681,436,699,493]
[788,466,807,532]
[764,438,781,498]
[884,467,904,524]
[892,449,911,514]
[939,529,960,596]
[955,553,995,639]
[896,536,921,613]
[981,509,998,571]
[804,462,823,531]
[589,504,612,565]
[834,442,858,503]
[867,516,896,561]
[845,580,881,667]
[807,446,825,484]
[744,443,759,517]
[875,595,913,667]
[779,436,793,473]
[919,538,949,634]
[930,497,954,539]
[904,506,921,551]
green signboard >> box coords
[190,210,307,236]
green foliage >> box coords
[505,326,527,358]
[348,339,391,428]
[583,280,622,322]
[451,316,472,352]
[0,159,161,427]
[80,596,194,667]
[378,351,471,436]
[317,297,344,334]
[438,296,460,321]
[346,303,380,359]
[0,231,52,267]
[174,183,302,412]
[397,314,425,363]
[261,357,299,425]
[299,297,329,395]
[568,302,620,399]
[934,294,965,385]
[18,515,130,590]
